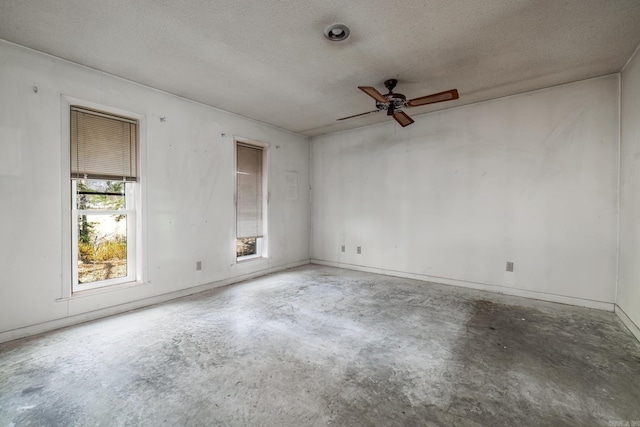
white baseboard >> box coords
[311,259,615,312]
[0,259,310,344]
[615,305,640,342]
[5,259,627,345]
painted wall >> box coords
[311,76,619,307]
[0,41,310,339]
[619,46,640,333]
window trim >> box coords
[234,137,268,262]
[60,96,147,299]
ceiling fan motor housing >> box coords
[376,93,407,111]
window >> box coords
[70,107,139,291]
[236,141,267,260]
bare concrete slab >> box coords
[1,265,639,426]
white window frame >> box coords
[71,179,137,291]
[60,97,146,297]
[235,138,268,262]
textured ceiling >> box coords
[1,0,640,137]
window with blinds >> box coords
[236,142,266,259]
[71,107,138,181]
[70,105,140,291]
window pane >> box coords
[77,214,127,284]
[236,237,257,257]
[76,179,126,210]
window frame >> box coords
[60,97,146,297]
[235,138,268,262]
[71,179,137,291]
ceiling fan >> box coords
[337,79,459,127]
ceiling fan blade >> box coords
[393,111,414,127]
[336,110,381,121]
[407,89,459,107]
[358,86,388,103]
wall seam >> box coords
[615,304,640,343]
[621,42,640,73]
[615,72,621,304]
[308,137,313,260]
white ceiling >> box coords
[1,0,640,137]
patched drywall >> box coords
[618,46,640,335]
[311,76,619,306]
[0,41,310,339]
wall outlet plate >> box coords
[341,245,345,252]
[357,246,362,254]
[506,261,514,272]
[196,261,202,271]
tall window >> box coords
[236,141,266,260]
[70,107,139,291]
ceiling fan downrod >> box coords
[384,79,398,94]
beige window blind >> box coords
[71,107,138,181]
[237,143,264,239]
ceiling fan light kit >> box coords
[338,78,459,128]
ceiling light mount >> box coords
[324,24,350,41]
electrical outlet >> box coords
[357,246,362,254]
[196,261,202,271]
[341,245,345,252]
[506,261,514,272]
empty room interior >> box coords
[2,1,640,425]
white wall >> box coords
[618,46,640,336]
[311,76,620,308]
[0,37,632,342]
[0,41,310,341]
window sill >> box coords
[57,280,150,302]
[236,254,266,264]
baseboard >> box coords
[311,259,615,312]
[615,305,640,342]
[0,259,311,344]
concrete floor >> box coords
[1,265,639,427]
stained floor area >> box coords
[1,265,639,426]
